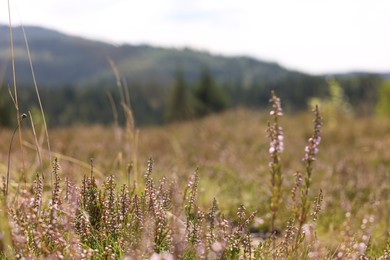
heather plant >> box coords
[223,205,256,259]
[183,169,202,257]
[293,105,322,254]
[267,90,284,250]
[7,159,82,259]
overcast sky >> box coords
[1,0,389,74]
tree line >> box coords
[0,70,386,128]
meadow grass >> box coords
[1,94,390,258]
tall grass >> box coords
[5,1,51,193]
[7,0,26,187]
[108,57,139,188]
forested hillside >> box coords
[0,25,386,127]
[0,25,298,87]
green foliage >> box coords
[375,80,390,117]
[309,79,352,128]
[193,68,229,117]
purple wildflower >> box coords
[268,93,284,157]
[269,93,283,117]
[303,106,322,163]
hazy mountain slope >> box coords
[0,25,302,87]
[0,25,117,86]
[108,46,297,86]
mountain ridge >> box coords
[0,25,305,88]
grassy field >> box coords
[1,102,390,258]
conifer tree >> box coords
[193,68,229,117]
[166,69,192,122]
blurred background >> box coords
[0,0,389,127]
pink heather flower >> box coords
[269,95,283,117]
[303,106,322,163]
[267,92,284,159]
[268,129,284,156]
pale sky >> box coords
[1,0,390,74]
